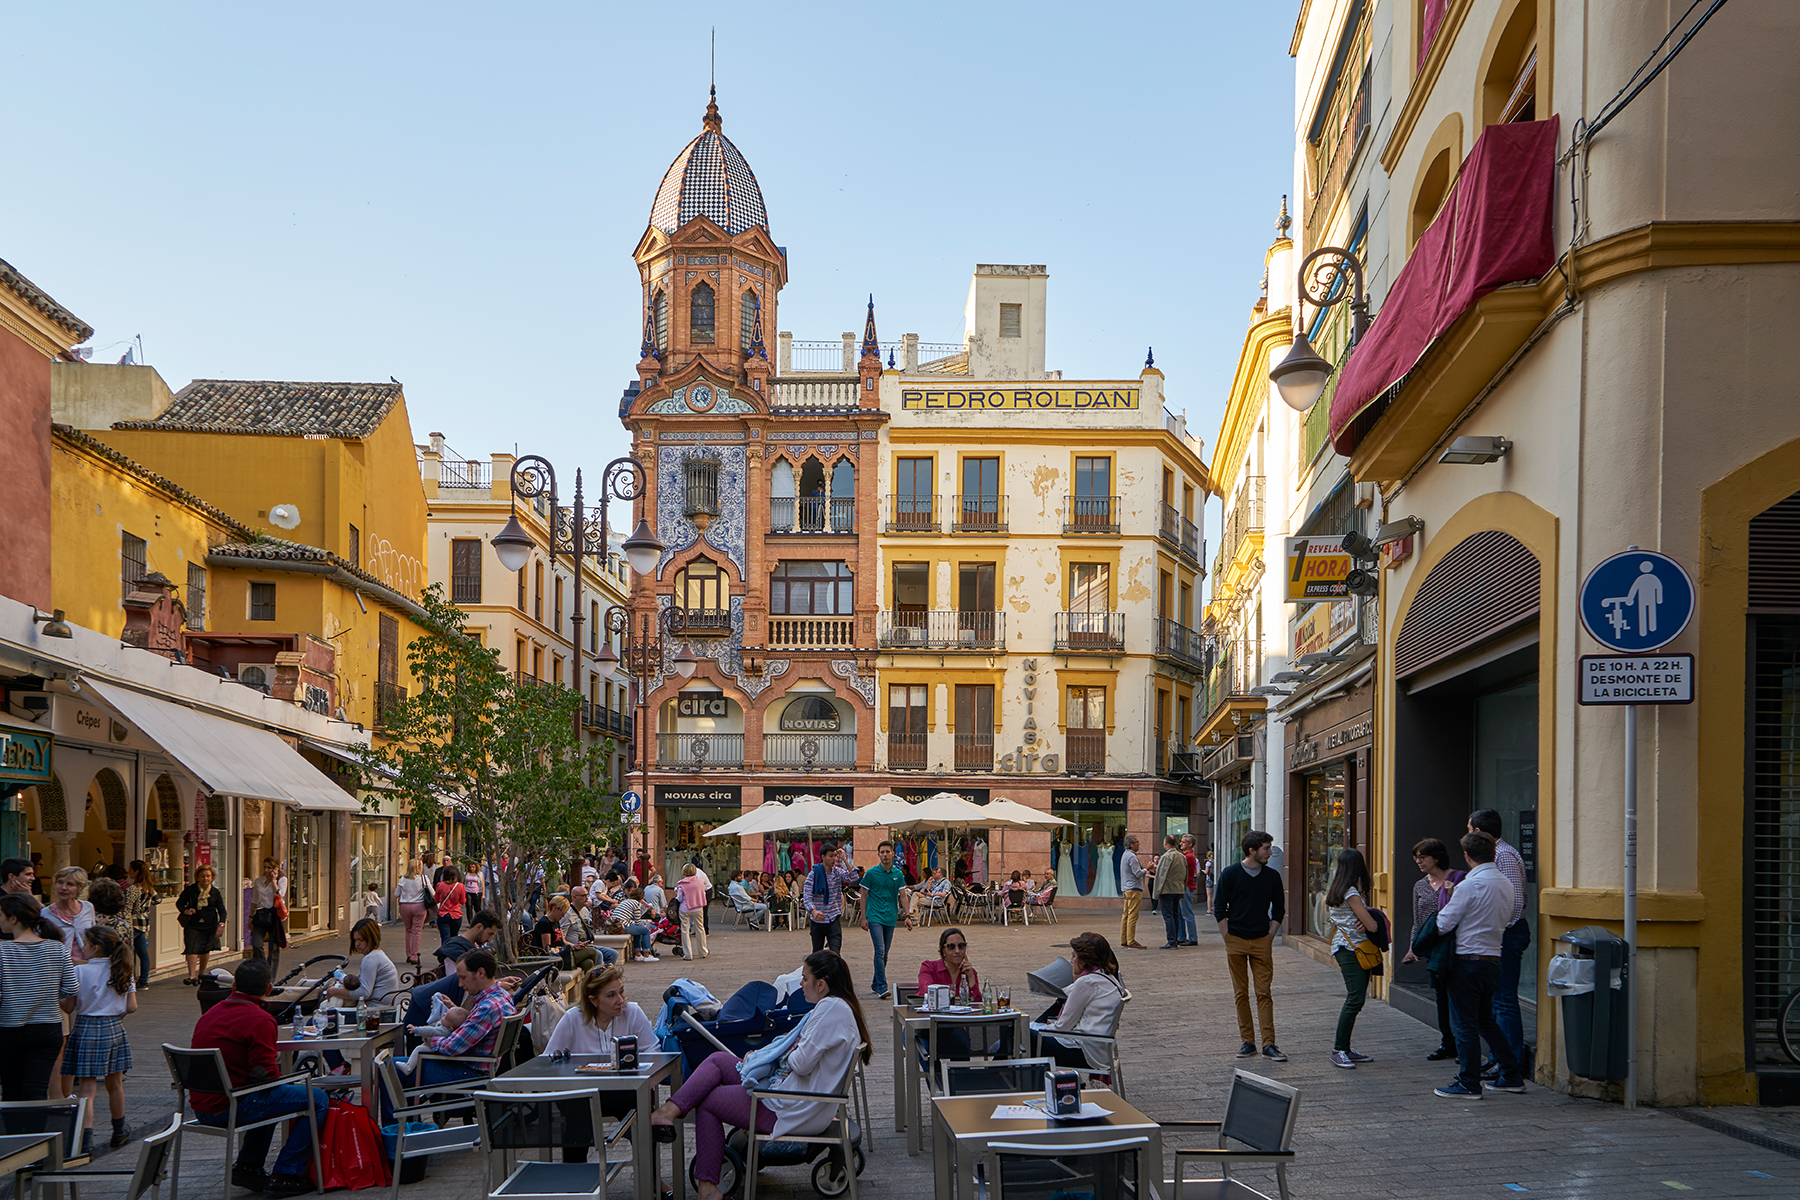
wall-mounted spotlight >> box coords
[1439,435,1513,465]
[1374,516,1425,546]
[32,609,73,639]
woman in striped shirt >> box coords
[0,893,79,1102]
[608,883,659,962]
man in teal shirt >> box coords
[858,841,911,999]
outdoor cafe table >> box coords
[929,1089,1162,1200]
[491,1052,687,1200]
[277,1016,404,1120]
[1,1132,56,1196]
[888,1001,1030,1154]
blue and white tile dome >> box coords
[650,92,768,237]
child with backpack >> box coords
[63,925,137,1151]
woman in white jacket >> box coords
[1036,932,1128,1081]
[543,964,657,1162]
[649,951,869,1200]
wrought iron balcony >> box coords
[657,732,745,770]
[1153,618,1206,669]
[1180,517,1202,568]
[1062,495,1119,534]
[953,732,994,772]
[678,608,733,636]
[1065,729,1106,774]
[763,733,858,770]
[887,732,927,770]
[886,494,940,534]
[374,681,407,729]
[877,610,1005,650]
[1055,612,1125,653]
[1158,502,1183,547]
[951,494,1007,533]
[770,497,856,535]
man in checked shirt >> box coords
[400,948,516,1099]
[801,841,862,954]
[1469,809,1529,1079]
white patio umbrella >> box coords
[705,795,879,930]
[982,797,1073,878]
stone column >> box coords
[46,831,75,874]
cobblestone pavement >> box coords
[28,908,1800,1200]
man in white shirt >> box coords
[1470,808,1530,1079]
[691,862,713,934]
[642,875,667,917]
[1432,832,1526,1099]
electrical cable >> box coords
[1580,0,1732,146]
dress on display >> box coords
[1055,837,1078,896]
[1090,836,1120,898]
[792,840,809,874]
[778,842,791,872]
[1112,838,1126,893]
[764,840,777,876]
[927,836,938,873]
[971,839,988,884]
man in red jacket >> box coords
[189,960,328,1197]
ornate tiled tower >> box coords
[624,90,887,881]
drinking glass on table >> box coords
[997,986,1012,1011]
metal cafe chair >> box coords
[471,1087,623,1200]
[408,1010,528,1093]
[988,1136,1151,1200]
[1161,1070,1302,1200]
[0,1096,92,1175]
[372,1050,482,1200]
[27,1111,181,1200]
[162,1044,322,1200]
[939,1057,1056,1097]
[744,1054,863,1200]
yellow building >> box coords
[51,364,436,927]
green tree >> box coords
[359,583,621,959]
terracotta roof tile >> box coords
[0,257,93,342]
[114,379,402,437]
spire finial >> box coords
[1145,347,1155,369]
[861,296,880,361]
[703,33,723,133]
[641,304,660,361]
[1277,194,1292,240]
[747,291,767,359]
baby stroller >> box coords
[677,1006,864,1199]
[670,981,812,1076]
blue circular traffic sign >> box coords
[1579,550,1693,653]
[621,790,642,813]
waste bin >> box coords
[1550,925,1629,1081]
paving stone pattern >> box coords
[36,910,1800,1200]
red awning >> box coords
[1329,118,1560,456]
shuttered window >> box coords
[653,291,669,352]
[1393,530,1539,679]
[1750,489,1800,613]
[250,582,276,621]
[451,539,482,604]
[186,563,207,630]
[379,613,399,685]
[999,303,1022,339]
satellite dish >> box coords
[268,504,301,530]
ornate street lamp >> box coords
[1270,246,1371,412]
[605,604,698,861]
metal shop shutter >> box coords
[1393,529,1540,679]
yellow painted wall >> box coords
[49,434,236,638]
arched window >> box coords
[690,282,715,345]
[1480,0,1537,126]
[674,556,729,631]
[683,450,721,518]
[770,459,797,532]
[1410,146,1453,250]
[740,290,759,350]
[653,291,668,353]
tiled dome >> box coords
[649,90,768,237]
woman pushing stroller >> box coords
[649,950,869,1200]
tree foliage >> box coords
[358,584,620,958]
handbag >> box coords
[273,892,289,922]
[309,1099,392,1190]
[1354,938,1384,970]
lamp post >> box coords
[490,454,665,738]
[596,605,697,875]
[1269,246,1371,413]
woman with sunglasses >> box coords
[915,928,983,1064]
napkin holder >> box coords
[1045,1070,1081,1116]
[616,1035,639,1072]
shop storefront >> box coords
[749,786,855,877]
[658,784,742,885]
[1049,789,1128,899]
[884,787,990,885]
[1283,697,1372,948]
[351,817,392,922]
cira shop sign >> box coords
[998,658,1062,774]
[676,691,729,718]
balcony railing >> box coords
[953,732,994,772]
[877,610,1005,650]
[678,608,733,636]
[580,704,635,737]
[1218,476,1267,576]
[1065,729,1106,774]
[951,494,1007,533]
[767,617,855,650]
[887,732,927,769]
[1154,618,1206,669]
[886,494,940,533]
[657,732,745,770]
[438,459,491,489]
[374,680,407,729]
[1203,637,1263,717]
[770,497,856,534]
[1063,495,1119,534]
[1055,611,1125,653]
[763,733,858,770]
[772,377,860,409]
[1158,502,1183,547]
[1180,518,1202,567]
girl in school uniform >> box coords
[62,925,137,1152]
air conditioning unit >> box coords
[237,664,271,693]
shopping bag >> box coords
[309,1099,392,1190]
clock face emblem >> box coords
[687,383,715,412]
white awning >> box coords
[82,679,362,812]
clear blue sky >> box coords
[5,3,1297,487]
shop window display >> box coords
[1051,820,1128,897]
[1303,764,1350,940]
